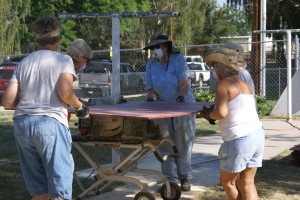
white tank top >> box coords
[220,79,262,141]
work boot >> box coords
[180,179,191,192]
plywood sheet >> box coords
[71,101,214,119]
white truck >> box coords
[187,62,211,88]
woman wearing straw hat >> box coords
[143,32,196,192]
[202,47,265,199]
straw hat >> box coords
[205,46,247,72]
[67,39,93,61]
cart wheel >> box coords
[134,191,155,200]
[160,182,181,200]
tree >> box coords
[197,4,250,44]
[0,0,31,59]
[267,0,300,30]
[19,0,151,52]
[20,0,77,52]
[147,0,242,46]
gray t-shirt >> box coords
[11,50,75,128]
[239,69,255,95]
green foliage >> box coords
[1,0,253,54]
[194,89,215,102]
[194,90,273,117]
[267,0,300,30]
[256,95,273,116]
[226,7,251,36]
[194,2,240,44]
[0,0,31,58]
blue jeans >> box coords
[157,114,196,182]
[218,126,265,173]
[13,115,74,199]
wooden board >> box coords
[70,101,214,119]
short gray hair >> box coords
[67,39,93,61]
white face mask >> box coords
[153,48,164,59]
[212,69,219,80]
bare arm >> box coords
[178,78,189,96]
[209,81,229,120]
[58,73,83,109]
[2,82,19,109]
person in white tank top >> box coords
[202,46,265,200]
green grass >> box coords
[0,112,119,199]
[196,118,220,137]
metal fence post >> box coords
[295,35,299,71]
[111,16,121,97]
[286,30,292,120]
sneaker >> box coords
[180,179,191,192]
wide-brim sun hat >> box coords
[143,32,172,50]
[205,47,247,72]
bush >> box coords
[256,95,273,116]
[194,90,273,116]
[194,89,215,102]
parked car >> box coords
[78,60,145,96]
[0,62,18,103]
[187,62,211,87]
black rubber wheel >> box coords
[134,191,156,200]
[160,182,181,200]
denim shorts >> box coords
[13,115,74,199]
[218,126,265,173]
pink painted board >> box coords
[70,101,214,119]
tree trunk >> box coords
[251,0,260,95]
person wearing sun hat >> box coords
[144,32,196,192]
[223,43,256,96]
[202,46,265,200]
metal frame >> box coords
[72,138,177,199]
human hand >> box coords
[201,105,216,125]
[75,103,89,119]
[176,96,185,102]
